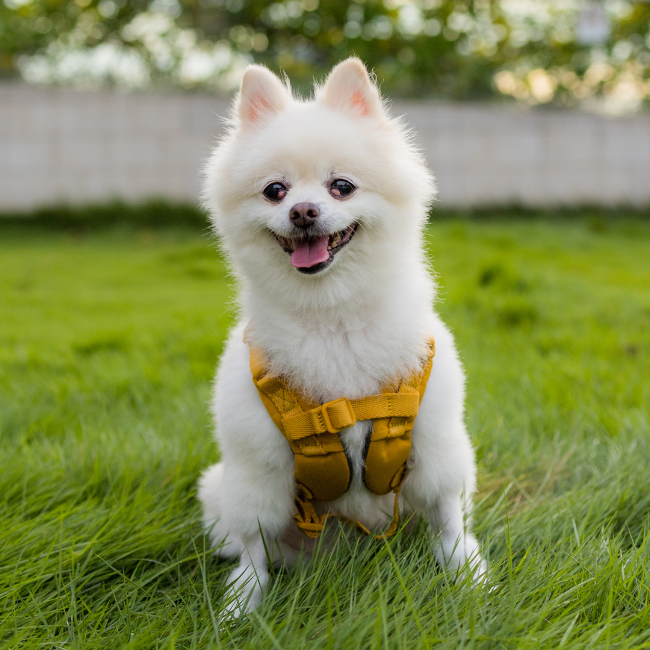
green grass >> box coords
[0,216,649,648]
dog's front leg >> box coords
[216,458,296,619]
[221,532,270,618]
[427,491,486,582]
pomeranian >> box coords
[198,58,484,617]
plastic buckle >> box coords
[321,397,356,434]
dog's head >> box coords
[203,58,436,309]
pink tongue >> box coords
[290,236,330,269]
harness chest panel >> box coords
[248,338,435,538]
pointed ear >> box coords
[318,58,384,119]
[236,65,291,127]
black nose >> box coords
[290,203,320,229]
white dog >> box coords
[198,57,483,617]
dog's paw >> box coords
[467,554,488,585]
[219,564,267,621]
[436,533,487,585]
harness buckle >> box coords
[321,397,357,434]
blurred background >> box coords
[2,0,650,210]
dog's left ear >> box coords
[318,58,384,119]
[236,64,291,127]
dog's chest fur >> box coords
[249,303,431,405]
[339,420,374,490]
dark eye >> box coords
[330,179,355,198]
[263,182,287,202]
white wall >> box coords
[2,83,650,211]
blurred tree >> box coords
[1,0,649,108]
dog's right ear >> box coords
[236,65,291,127]
[317,58,384,120]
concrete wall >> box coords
[2,83,650,211]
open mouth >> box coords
[273,223,358,275]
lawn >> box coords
[1,215,649,649]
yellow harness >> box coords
[248,337,435,539]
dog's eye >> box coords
[263,182,287,202]
[330,179,355,198]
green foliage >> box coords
[0,199,210,229]
[1,217,650,647]
[2,0,649,105]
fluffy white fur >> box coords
[198,58,484,617]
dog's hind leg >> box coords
[197,462,245,560]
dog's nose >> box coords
[289,203,320,229]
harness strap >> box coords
[282,392,421,440]
[248,335,435,539]
[294,481,405,540]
